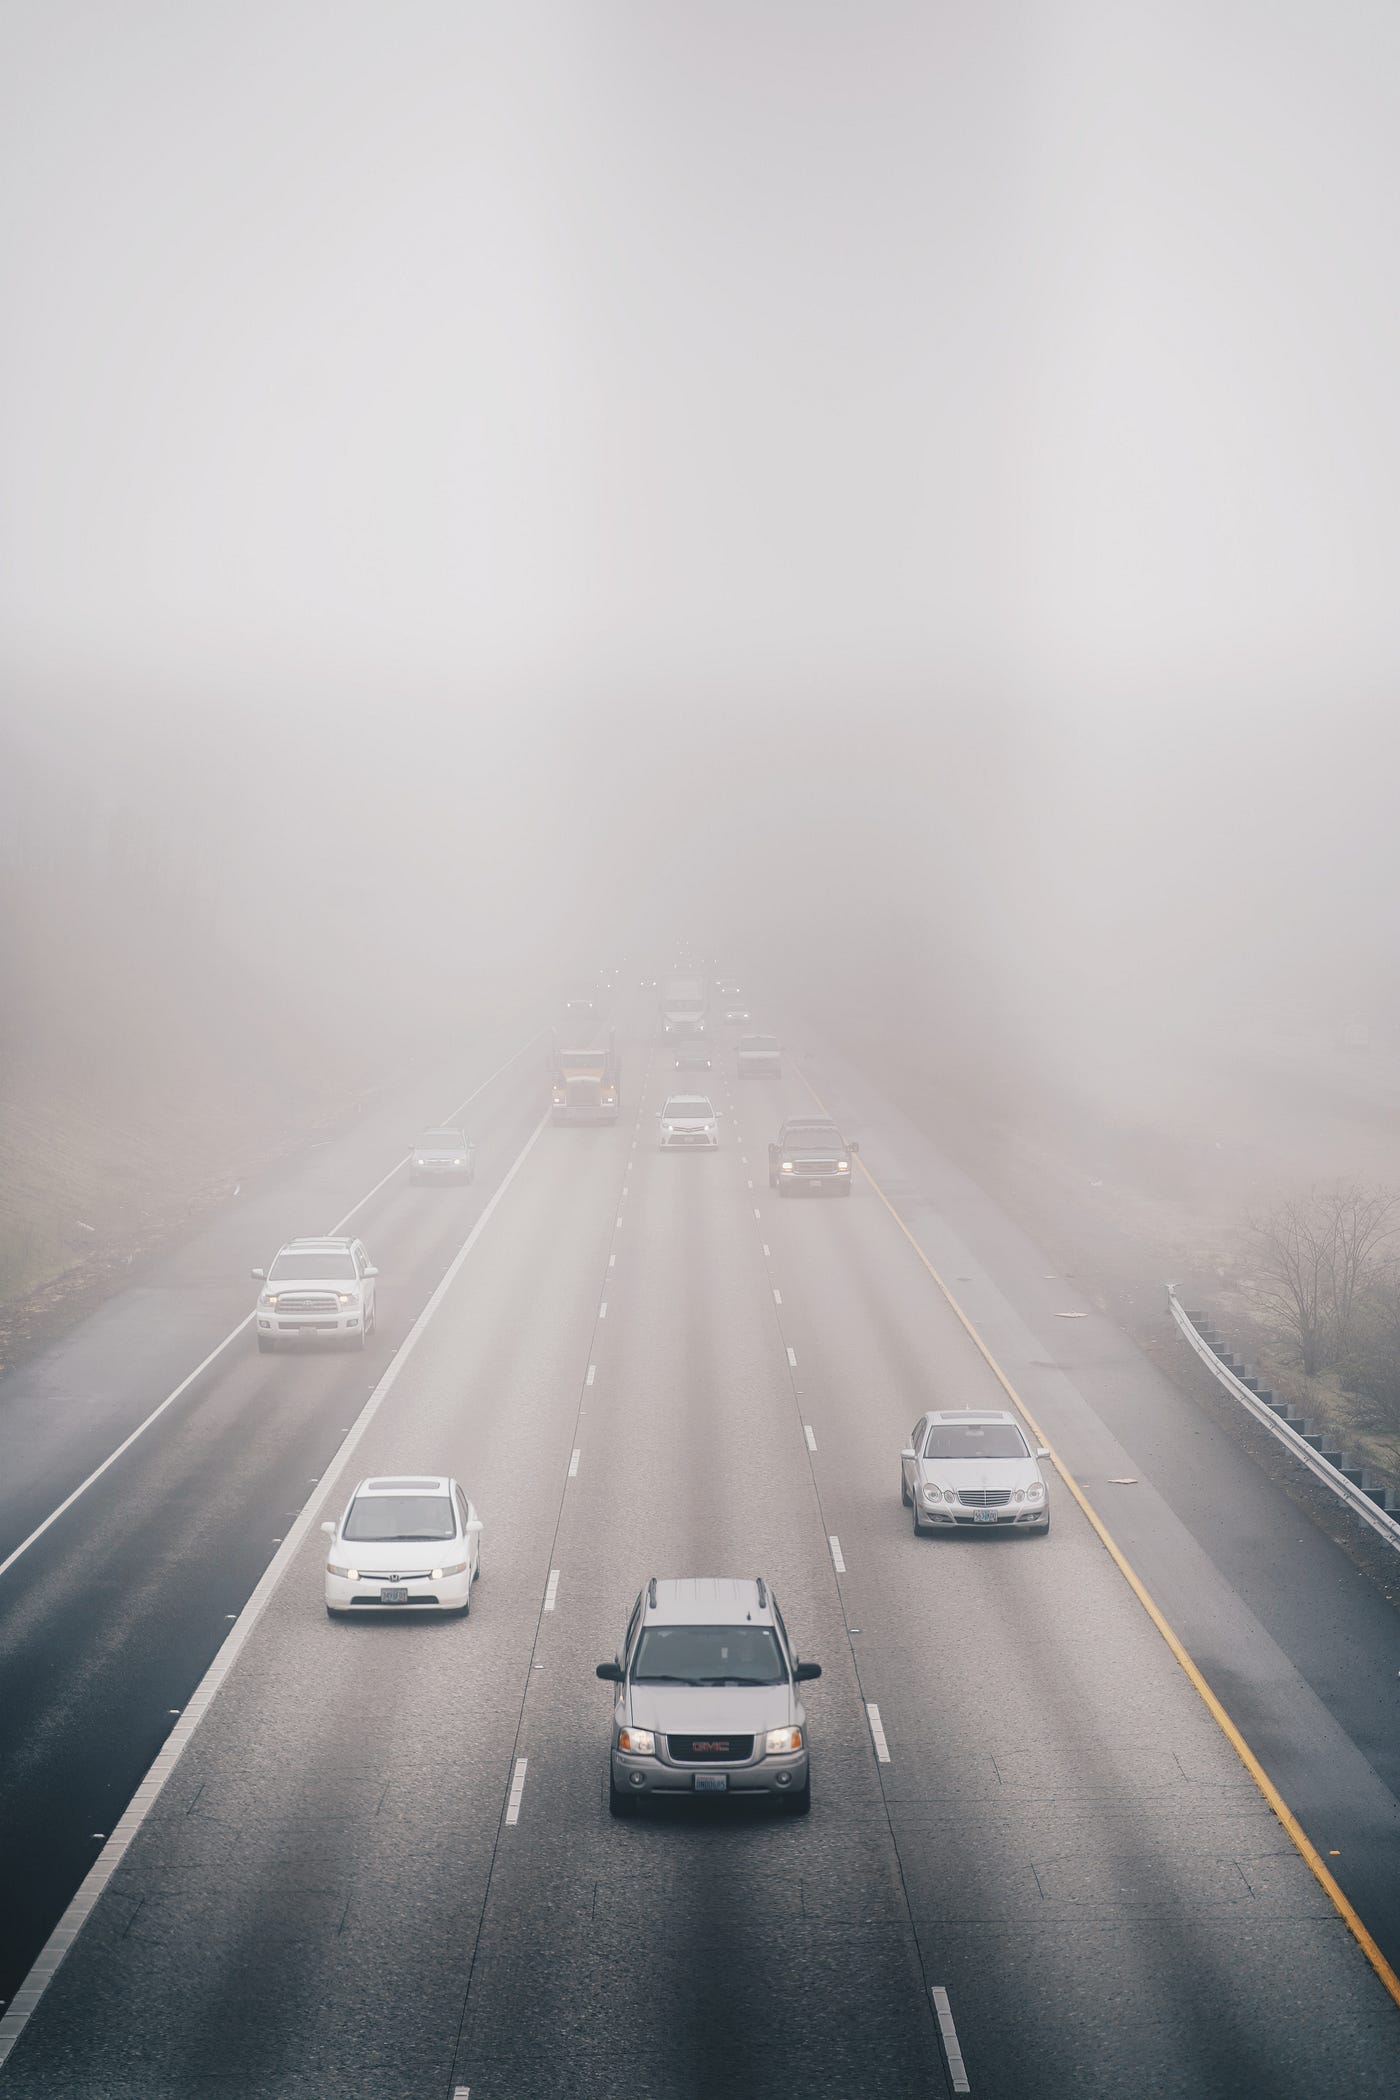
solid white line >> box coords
[598,1301,607,1319]
[804,1424,817,1452]
[786,1345,798,1368]
[773,1288,782,1305]
[932,1987,971,2092]
[828,1534,846,1574]
[569,1448,581,1476]
[866,1702,891,1764]
[0,1108,549,2068]
[0,1031,543,1592]
[544,1569,560,1613]
[505,1758,529,1826]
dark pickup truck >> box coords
[767,1116,858,1196]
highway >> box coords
[1,1000,1399,2097]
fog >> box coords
[5,0,1400,1102]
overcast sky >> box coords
[3,1,1399,1019]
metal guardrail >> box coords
[1166,1284,1400,1554]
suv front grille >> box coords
[667,1734,754,1763]
[957,1488,1011,1507]
[277,1292,340,1314]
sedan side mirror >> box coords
[251,1267,266,1281]
[595,1661,623,1682]
[464,1519,483,1534]
[901,1447,916,1462]
[320,1521,335,1538]
[1036,1445,1050,1459]
[794,1661,822,1682]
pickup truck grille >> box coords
[667,1735,754,1763]
[956,1488,1011,1507]
[567,1079,601,1104]
[276,1292,340,1315]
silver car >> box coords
[901,1408,1051,1535]
[598,1577,820,1816]
[658,1094,719,1148]
[409,1126,476,1184]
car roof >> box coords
[283,1236,355,1251]
[926,1409,1017,1425]
[356,1475,452,1495]
[644,1577,773,1624]
[739,1035,777,1047]
[665,1094,714,1109]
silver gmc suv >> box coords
[597,1577,820,1817]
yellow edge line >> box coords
[807,1071,1400,2013]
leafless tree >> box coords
[1248,1180,1400,1376]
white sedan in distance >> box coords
[323,1475,482,1616]
[658,1095,720,1148]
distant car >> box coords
[253,1237,377,1353]
[322,1474,481,1616]
[674,1040,712,1071]
[659,1095,719,1148]
[410,1126,476,1184]
[736,1034,781,1079]
[715,978,744,999]
[597,1576,820,1816]
[901,1410,1050,1535]
[723,1005,753,1025]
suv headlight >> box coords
[259,1291,278,1307]
[618,1728,655,1754]
[336,1292,353,1306]
[764,1726,803,1754]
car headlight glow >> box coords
[260,1292,278,1307]
[416,1156,427,1165]
[765,1726,803,1754]
[618,1728,655,1754]
[1026,1481,1046,1500]
[837,1160,850,1172]
[432,1561,468,1579]
[454,1157,464,1166]
[337,1292,353,1306]
[327,1562,360,1580]
[781,1160,794,1172]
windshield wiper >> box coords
[630,1673,696,1684]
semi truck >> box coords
[550,1030,620,1122]
[659,977,708,1040]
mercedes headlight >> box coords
[922,1484,941,1503]
[1025,1481,1046,1501]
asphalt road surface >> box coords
[1,1003,1398,2097]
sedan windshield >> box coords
[343,1495,455,1541]
[419,1131,465,1148]
[631,1624,785,1686]
[664,1099,713,1117]
[269,1250,356,1281]
[924,1423,1028,1461]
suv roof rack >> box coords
[647,1576,658,1609]
[755,1577,767,1609]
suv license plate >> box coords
[379,1586,409,1603]
[973,1510,997,1524]
[694,1773,728,1793]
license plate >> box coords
[973,1510,997,1524]
[379,1586,409,1603]
[693,1773,728,1793]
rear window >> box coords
[343,1495,455,1541]
[632,1624,785,1686]
[923,1423,1028,1460]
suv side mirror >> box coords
[320,1521,336,1538]
[595,1661,623,1682]
[794,1661,822,1682]
[362,1264,378,1279]
[848,1139,860,1154]
[901,1447,916,1462]
[251,1267,266,1281]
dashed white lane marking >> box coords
[772,1288,782,1305]
[569,1448,581,1476]
[828,1535,845,1573]
[505,1758,529,1825]
[762,1242,770,1257]
[866,1703,891,1763]
[598,1301,608,1319]
[786,1345,798,1368]
[453,2086,471,2098]
[804,1424,817,1452]
[747,1178,754,1189]
[544,1569,560,1613]
[616,1216,624,1229]
[622,1184,629,1197]
[609,1252,616,1268]
[932,1987,971,2092]
[586,1364,596,1387]
[752,1206,761,1220]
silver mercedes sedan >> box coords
[901,1408,1051,1535]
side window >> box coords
[454,1486,469,1529]
[771,1599,793,1667]
[623,1593,643,1663]
[911,1417,926,1452]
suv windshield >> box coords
[631,1624,785,1686]
[269,1250,356,1281]
[343,1495,455,1541]
[924,1423,1028,1460]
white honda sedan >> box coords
[323,1475,481,1616]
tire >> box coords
[912,1503,928,1537]
[783,1772,812,1816]
[901,1475,912,1507]
[1032,1516,1051,1537]
[326,1604,347,1619]
[609,1770,638,1819]
[257,1335,274,1354]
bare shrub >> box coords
[1248,1180,1400,1376]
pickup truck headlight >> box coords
[765,1726,803,1754]
[837,1159,850,1172]
[618,1728,655,1754]
[781,1160,794,1172]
